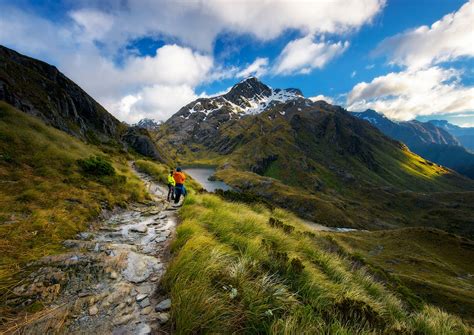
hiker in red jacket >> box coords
[173,167,186,204]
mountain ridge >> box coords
[429,119,474,151]
[353,109,474,178]
[0,45,164,161]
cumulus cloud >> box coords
[0,0,384,122]
[237,58,269,78]
[346,67,474,120]
[70,0,385,51]
[374,0,474,69]
[347,1,474,121]
[106,85,202,124]
[275,36,349,74]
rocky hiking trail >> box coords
[7,166,177,335]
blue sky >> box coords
[0,0,473,125]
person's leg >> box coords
[167,184,172,201]
[171,186,175,200]
[174,186,182,204]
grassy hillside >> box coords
[0,102,148,320]
[160,190,472,334]
[331,229,474,325]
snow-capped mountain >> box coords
[177,77,307,121]
[134,118,161,131]
[157,77,313,147]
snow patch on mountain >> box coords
[185,82,302,118]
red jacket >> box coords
[173,171,186,184]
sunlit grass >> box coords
[160,191,473,334]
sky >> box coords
[0,0,473,126]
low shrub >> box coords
[77,156,115,176]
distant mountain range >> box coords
[353,109,474,178]
[429,119,474,152]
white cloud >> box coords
[275,35,349,75]
[0,0,385,122]
[351,71,357,78]
[70,0,385,51]
[237,58,269,78]
[309,95,334,104]
[106,85,201,124]
[347,1,474,121]
[346,67,474,120]
[125,45,213,87]
[0,6,213,123]
[374,0,474,69]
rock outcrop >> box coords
[122,127,166,162]
[0,45,123,143]
[0,45,162,160]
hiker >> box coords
[173,167,186,204]
[167,169,176,202]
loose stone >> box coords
[136,293,148,302]
[157,312,170,324]
[88,305,98,316]
[155,298,171,311]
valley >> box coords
[0,45,473,334]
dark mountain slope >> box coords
[155,78,474,235]
[0,45,122,143]
[353,109,474,178]
[0,45,164,161]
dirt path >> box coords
[7,166,178,335]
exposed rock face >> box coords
[122,127,166,162]
[0,45,163,160]
[0,45,123,143]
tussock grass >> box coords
[332,228,474,325]
[0,102,148,321]
[162,192,472,334]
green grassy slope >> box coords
[160,189,472,334]
[332,228,474,325]
[0,102,148,320]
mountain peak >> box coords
[135,118,161,131]
[225,77,272,102]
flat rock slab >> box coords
[130,224,148,233]
[122,251,163,283]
